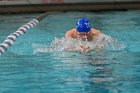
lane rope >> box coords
[0,12,50,55]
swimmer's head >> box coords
[76,18,91,33]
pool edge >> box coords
[0,1,140,13]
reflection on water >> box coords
[46,51,115,93]
[1,50,140,93]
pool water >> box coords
[0,10,140,93]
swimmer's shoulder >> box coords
[90,28,101,36]
[68,28,77,33]
[65,28,77,38]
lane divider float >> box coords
[0,12,51,55]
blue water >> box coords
[0,10,140,93]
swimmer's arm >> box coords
[78,46,91,54]
[64,46,91,54]
[65,29,76,39]
[91,29,101,36]
[65,32,70,39]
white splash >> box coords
[90,33,126,51]
[32,34,126,54]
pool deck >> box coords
[0,1,140,13]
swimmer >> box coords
[65,18,104,54]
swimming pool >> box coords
[0,10,140,93]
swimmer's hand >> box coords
[79,46,90,54]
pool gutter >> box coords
[0,1,140,13]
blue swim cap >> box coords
[76,18,91,33]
